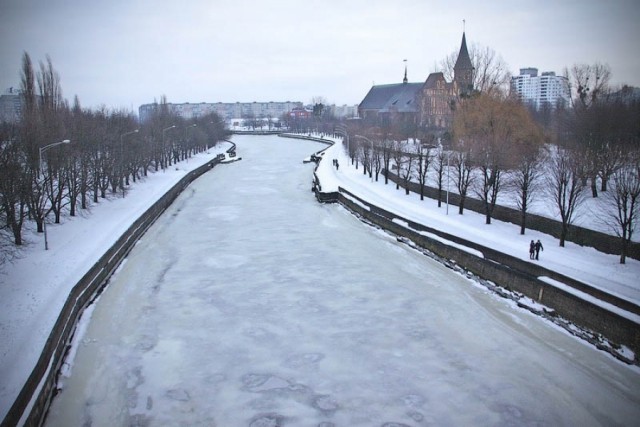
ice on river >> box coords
[45,135,640,426]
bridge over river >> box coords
[45,135,640,426]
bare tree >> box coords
[414,143,434,200]
[400,144,415,195]
[547,148,586,247]
[600,155,640,264]
[565,63,611,109]
[359,127,386,182]
[359,139,372,178]
[380,137,394,184]
[512,147,545,235]
[20,52,48,234]
[433,148,447,207]
[0,123,28,246]
[453,148,473,215]
[392,140,406,191]
[37,56,69,223]
[371,141,382,181]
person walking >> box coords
[529,240,535,260]
[535,239,544,260]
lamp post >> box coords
[120,129,139,197]
[162,125,176,171]
[355,135,374,182]
[39,139,71,250]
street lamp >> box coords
[162,125,176,171]
[120,129,139,196]
[355,135,374,182]
[39,139,71,250]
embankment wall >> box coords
[321,187,639,363]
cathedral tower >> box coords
[453,31,474,97]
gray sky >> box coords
[1,0,638,112]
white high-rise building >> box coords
[511,68,570,110]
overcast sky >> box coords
[1,0,638,112]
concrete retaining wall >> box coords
[2,155,227,427]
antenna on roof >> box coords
[463,19,466,33]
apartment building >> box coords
[0,87,23,123]
[139,101,303,122]
[511,68,570,110]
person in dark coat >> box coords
[535,239,544,260]
[529,240,535,260]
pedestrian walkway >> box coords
[310,134,640,308]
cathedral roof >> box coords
[359,82,423,113]
[424,72,448,89]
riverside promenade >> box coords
[286,132,640,364]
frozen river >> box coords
[46,135,640,426]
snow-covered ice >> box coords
[43,135,640,426]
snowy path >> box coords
[45,135,640,426]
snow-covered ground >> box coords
[1,133,639,423]
[44,135,640,426]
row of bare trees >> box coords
[336,81,640,263]
[0,53,228,265]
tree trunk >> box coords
[458,196,465,215]
[559,225,568,247]
[11,222,23,245]
[520,210,527,235]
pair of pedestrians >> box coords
[529,239,544,260]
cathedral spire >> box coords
[403,59,408,84]
[454,27,474,96]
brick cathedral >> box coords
[358,31,474,133]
